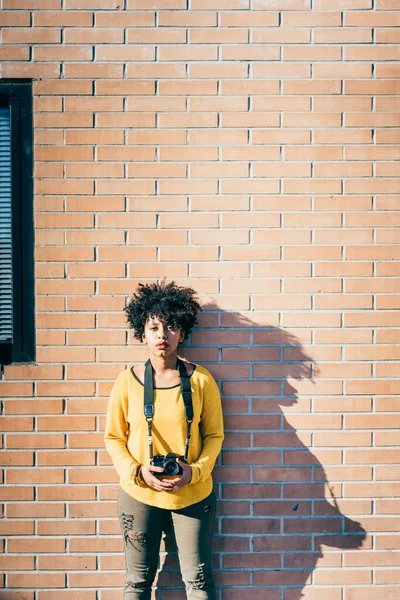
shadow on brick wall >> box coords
[155,309,366,600]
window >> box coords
[0,80,34,365]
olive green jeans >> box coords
[118,487,216,600]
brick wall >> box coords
[1,0,400,598]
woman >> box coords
[104,281,224,600]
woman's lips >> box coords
[156,343,168,349]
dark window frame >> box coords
[0,80,35,365]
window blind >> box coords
[0,106,13,347]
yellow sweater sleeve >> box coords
[104,371,139,482]
[189,372,224,485]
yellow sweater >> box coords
[104,363,224,510]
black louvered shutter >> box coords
[0,107,13,364]
[0,81,34,365]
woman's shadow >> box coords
[156,308,366,599]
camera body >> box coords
[151,453,186,477]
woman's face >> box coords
[143,316,184,358]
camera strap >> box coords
[143,358,193,461]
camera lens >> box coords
[164,459,179,476]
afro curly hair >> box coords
[125,281,201,342]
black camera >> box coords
[151,453,186,477]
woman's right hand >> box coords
[140,465,174,492]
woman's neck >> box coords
[149,353,178,374]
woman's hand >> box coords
[168,459,192,492]
[140,465,175,492]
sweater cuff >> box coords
[128,461,140,482]
[189,464,202,484]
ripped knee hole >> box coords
[120,512,146,544]
[188,563,206,591]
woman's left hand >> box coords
[166,459,192,492]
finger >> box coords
[148,466,165,473]
[151,482,168,492]
[156,479,174,489]
[167,477,181,485]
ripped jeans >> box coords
[118,487,216,600]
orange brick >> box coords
[0,450,33,466]
[0,486,34,502]
[314,432,371,447]
[38,485,96,501]
[129,0,185,5]
[315,295,372,309]
[7,537,65,553]
[222,45,280,61]
[285,278,342,293]
[95,10,154,27]
[66,365,122,381]
[375,29,400,44]
[3,27,61,43]
[128,128,186,143]
[68,572,123,588]
[67,399,108,414]
[68,433,105,449]
[6,469,64,484]
[346,10,400,26]
[96,45,154,61]
[190,0,248,9]
[126,63,185,79]
[64,63,123,79]
[221,11,278,26]
[34,45,92,61]
[159,10,216,26]
[284,80,341,95]
[190,97,248,112]
[38,519,95,535]
[253,27,310,44]
[2,63,60,78]
[345,45,400,61]
[316,261,373,277]
[159,45,218,61]
[7,573,65,589]
[253,129,310,145]
[0,46,29,60]
[37,382,95,397]
[160,246,218,261]
[5,399,63,416]
[37,450,96,466]
[64,27,123,43]
[7,434,65,449]
[1,556,35,570]
[0,11,31,26]
[38,556,96,570]
[285,45,341,61]
[252,262,310,278]
[314,0,371,6]
[0,383,33,398]
[284,11,340,27]
[253,0,309,8]
[126,27,186,43]
[222,279,280,294]
[314,570,371,585]
[284,246,341,260]
[190,27,248,44]
[314,27,372,43]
